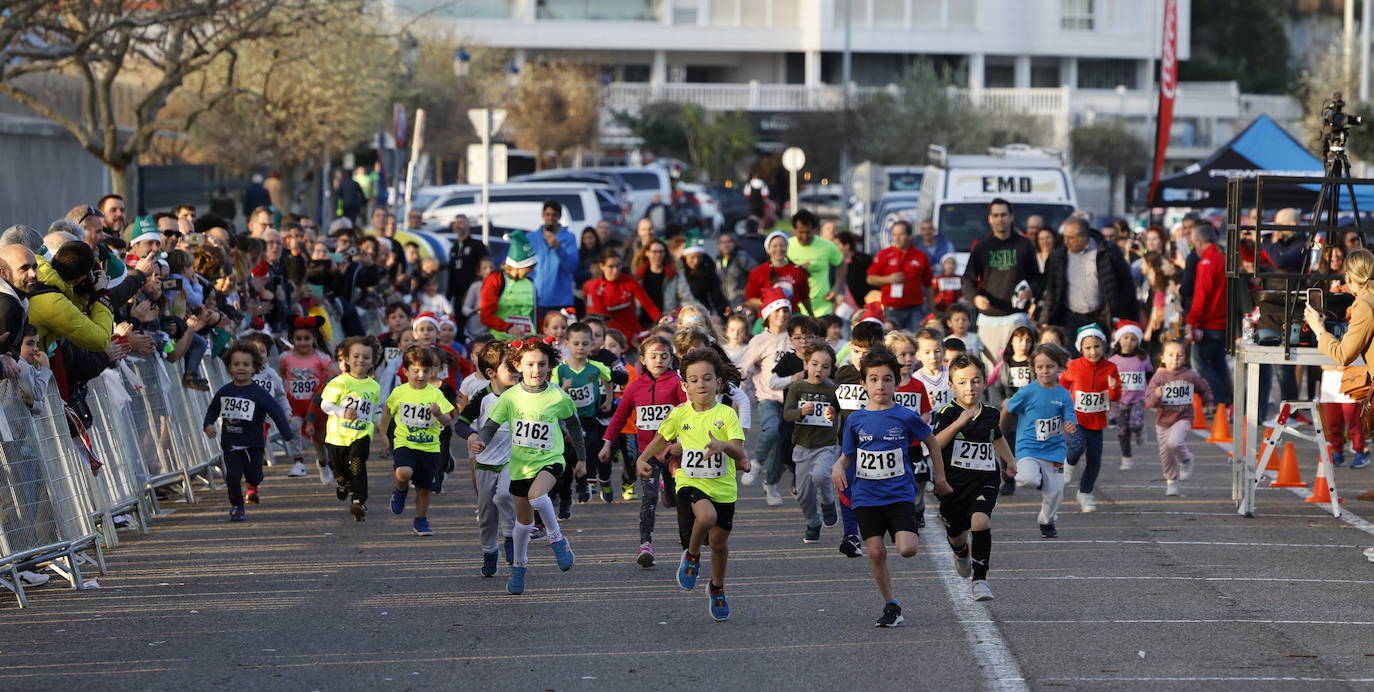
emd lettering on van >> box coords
[981,176,1032,194]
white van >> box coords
[577,166,673,221]
[413,182,606,236]
[915,144,1078,272]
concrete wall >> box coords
[0,115,108,230]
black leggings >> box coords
[222,445,265,508]
[327,437,370,503]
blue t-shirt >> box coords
[202,382,294,449]
[1004,381,1077,462]
[841,405,932,508]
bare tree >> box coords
[506,61,602,170]
[0,0,333,199]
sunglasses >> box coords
[162,230,183,238]
[78,206,100,223]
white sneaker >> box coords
[319,462,334,486]
[1078,492,1096,513]
[1179,458,1194,481]
[1120,457,1133,471]
[288,461,308,477]
[971,580,994,601]
[739,463,759,487]
[763,483,783,506]
[18,570,49,586]
[954,555,971,579]
[1165,480,1180,496]
[1063,464,1074,486]
[1364,546,1374,562]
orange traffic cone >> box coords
[1270,442,1307,487]
[1206,404,1232,443]
[1306,456,1344,504]
[1191,395,1209,430]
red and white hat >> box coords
[858,302,885,327]
[413,311,441,330]
[760,286,791,320]
[1112,319,1143,346]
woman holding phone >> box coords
[1305,247,1374,499]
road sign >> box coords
[467,143,508,184]
[393,103,407,149]
[781,146,806,172]
[468,108,507,137]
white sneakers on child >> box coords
[288,461,308,477]
[1120,457,1133,471]
[1165,480,1180,496]
[1179,458,1194,481]
[1078,492,1096,513]
[1063,464,1074,486]
[762,483,783,506]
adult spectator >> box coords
[594,219,615,247]
[445,215,487,318]
[263,171,285,210]
[67,204,149,308]
[527,200,578,320]
[98,194,127,235]
[734,218,768,266]
[1305,247,1374,499]
[246,205,274,238]
[1,224,43,254]
[243,174,271,219]
[867,220,932,330]
[44,221,80,256]
[1039,217,1138,342]
[1184,222,1231,408]
[153,213,182,252]
[715,231,757,309]
[333,170,366,226]
[623,217,657,272]
[786,209,845,317]
[633,238,674,326]
[667,235,729,316]
[1263,208,1307,271]
[1024,215,1046,241]
[0,244,37,378]
[832,230,872,316]
[173,203,196,221]
[128,217,162,261]
[914,219,954,267]
[745,230,813,316]
[405,208,424,231]
[820,220,839,243]
[195,213,234,249]
[962,198,1040,359]
[1033,225,1059,273]
[28,241,113,353]
[644,193,670,234]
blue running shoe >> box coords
[390,489,407,515]
[504,536,514,565]
[229,506,245,522]
[1333,452,1346,468]
[677,550,700,591]
[481,551,498,577]
[1353,453,1370,470]
[708,586,729,621]
[507,566,526,595]
[413,517,432,536]
[550,537,575,571]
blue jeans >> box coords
[1195,329,1233,407]
[756,399,785,486]
[1065,427,1104,494]
[183,334,208,378]
[884,305,927,332]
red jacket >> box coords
[584,273,660,340]
[603,369,685,452]
[745,262,810,313]
[1059,357,1121,430]
[1186,243,1227,331]
[868,245,933,309]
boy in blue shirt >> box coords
[203,341,295,522]
[832,348,948,628]
[1002,343,1078,539]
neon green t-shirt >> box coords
[557,360,611,418]
[787,235,843,316]
[486,383,578,481]
[660,402,745,503]
[385,382,455,452]
[322,373,380,446]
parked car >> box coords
[711,184,752,234]
[576,166,673,221]
[870,192,922,251]
[678,183,724,232]
[414,182,610,241]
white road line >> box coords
[919,511,1028,692]
[1042,677,1374,683]
[983,618,1374,625]
[998,539,1361,548]
[1013,575,1374,584]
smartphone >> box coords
[310,284,325,297]
[1308,287,1324,314]
[160,278,179,291]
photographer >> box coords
[1305,247,1374,499]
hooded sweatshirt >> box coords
[603,368,686,452]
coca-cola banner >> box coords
[1148,0,1178,206]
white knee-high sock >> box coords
[513,521,533,567]
[529,494,562,541]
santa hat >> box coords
[413,312,441,330]
[504,232,537,268]
[438,314,458,330]
[1112,319,1143,346]
[1075,324,1107,353]
[858,302,886,326]
[251,259,271,278]
[760,285,791,320]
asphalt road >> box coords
[4,421,1374,691]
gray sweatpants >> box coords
[475,466,515,555]
[1015,457,1064,525]
[794,444,839,528]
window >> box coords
[1077,58,1138,89]
[1031,58,1060,88]
[437,194,477,209]
[834,0,870,28]
[984,59,1015,88]
[536,0,661,21]
[492,193,586,219]
[912,0,940,27]
[874,0,904,24]
[673,0,699,24]
[774,0,799,27]
[709,0,737,26]
[741,0,767,27]
[947,0,974,28]
[1060,0,1094,31]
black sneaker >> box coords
[875,602,904,628]
[839,534,864,558]
[821,503,838,527]
[1000,479,1016,496]
[336,484,348,501]
[1039,522,1058,538]
[577,481,590,504]
[558,500,572,521]
[182,374,210,391]
[803,525,821,543]
[916,516,926,530]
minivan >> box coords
[413,182,609,237]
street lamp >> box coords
[452,47,470,80]
[505,61,521,89]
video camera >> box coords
[1322,91,1363,155]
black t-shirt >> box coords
[931,401,1004,488]
[998,355,1032,399]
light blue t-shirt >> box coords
[1004,381,1077,462]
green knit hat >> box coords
[505,232,537,268]
[129,216,160,246]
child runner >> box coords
[991,325,1035,495]
[458,335,495,402]
[474,338,586,595]
[1108,320,1152,471]
[782,340,841,543]
[320,336,381,521]
[738,286,793,500]
[380,346,456,536]
[722,312,751,367]
[455,341,519,575]
[832,348,947,626]
[636,347,749,621]
[542,310,569,345]
[600,327,640,499]
[914,328,953,412]
[203,341,295,521]
[1003,343,1077,538]
[931,354,1016,601]
[377,302,412,365]
[279,315,336,484]
[820,314,846,354]
[886,330,931,418]
[1060,325,1121,512]
[832,320,886,557]
[768,315,821,495]
[944,305,992,367]
[557,322,614,506]
[1143,340,1214,496]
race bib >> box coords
[397,402,433,429]
[437,365,450,382]
[289,377,318,400]
[890,282,904,299]
[252,374,274,394]
[1160,380,1194,407]
[929,387,953,410]
[634,404,674,431]
[1035,416,1063,441]
[1075,390,1108,413]
[221,396,256,421]
[1120,371,1146,392]
[836,383,867,410]
[894,391,923,412]
[937,277,962,292]
[343,396,375,421]
[950,439,997,471]
[511,418,554,450]
[855,447,903,480]
[384,346,401,364]
[681,448,726,478]
[1008,366,1032,388]
[566,383,594,408]
[798,400,832,427]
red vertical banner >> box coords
[1148,0,1178,207]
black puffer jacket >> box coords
[1039,231,1139,326]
